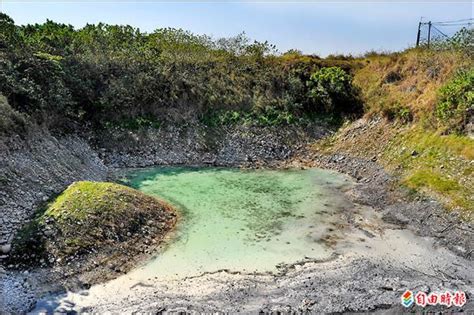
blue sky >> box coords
[1,1,472,56]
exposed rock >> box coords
[43,229,54,237]
[0,244,11,254]
[93,123,328,168]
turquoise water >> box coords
[124,167,352,279]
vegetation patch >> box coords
[9,181,177,271]
[383,127,473,215]
[314,119,473,220]
[404,170,460,194]
[353,48,472,129]
[200,108,343,128]
[436,68,474,134]
[0,95,26,137]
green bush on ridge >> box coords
[307,67,362,115]
[0,13,362,132]
[436,68,474,134]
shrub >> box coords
[306,67,362,115]
[436,68,474,134]
[0,95,26,136]
[431,27,474,56]
[202,108,297,127]
[0,13,364,130]
[380,102,413,123]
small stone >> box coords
[0,244,11,254]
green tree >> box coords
[0,13,19,49]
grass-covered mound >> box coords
[9,181,177,272]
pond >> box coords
[32,166,356,313]
[123,166,353,279]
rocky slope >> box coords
[93,123,329,168]
[0,129,108,312]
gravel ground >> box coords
[308,152,473,259]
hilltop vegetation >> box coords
[0,13,363,132]
[355,48,473,134]
[1,13,471,135]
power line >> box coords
[431,25,449,38]
[432,18,474,24]
[422,21,473,26]
[416,17,472,47]
[433,22,473,27]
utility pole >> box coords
[427,21,432,47]
[416,21,422,47]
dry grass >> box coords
[353,49,468,123]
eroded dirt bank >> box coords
[1,121,473,313]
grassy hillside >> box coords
[315,48,473,219]
[356,49,461,118]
